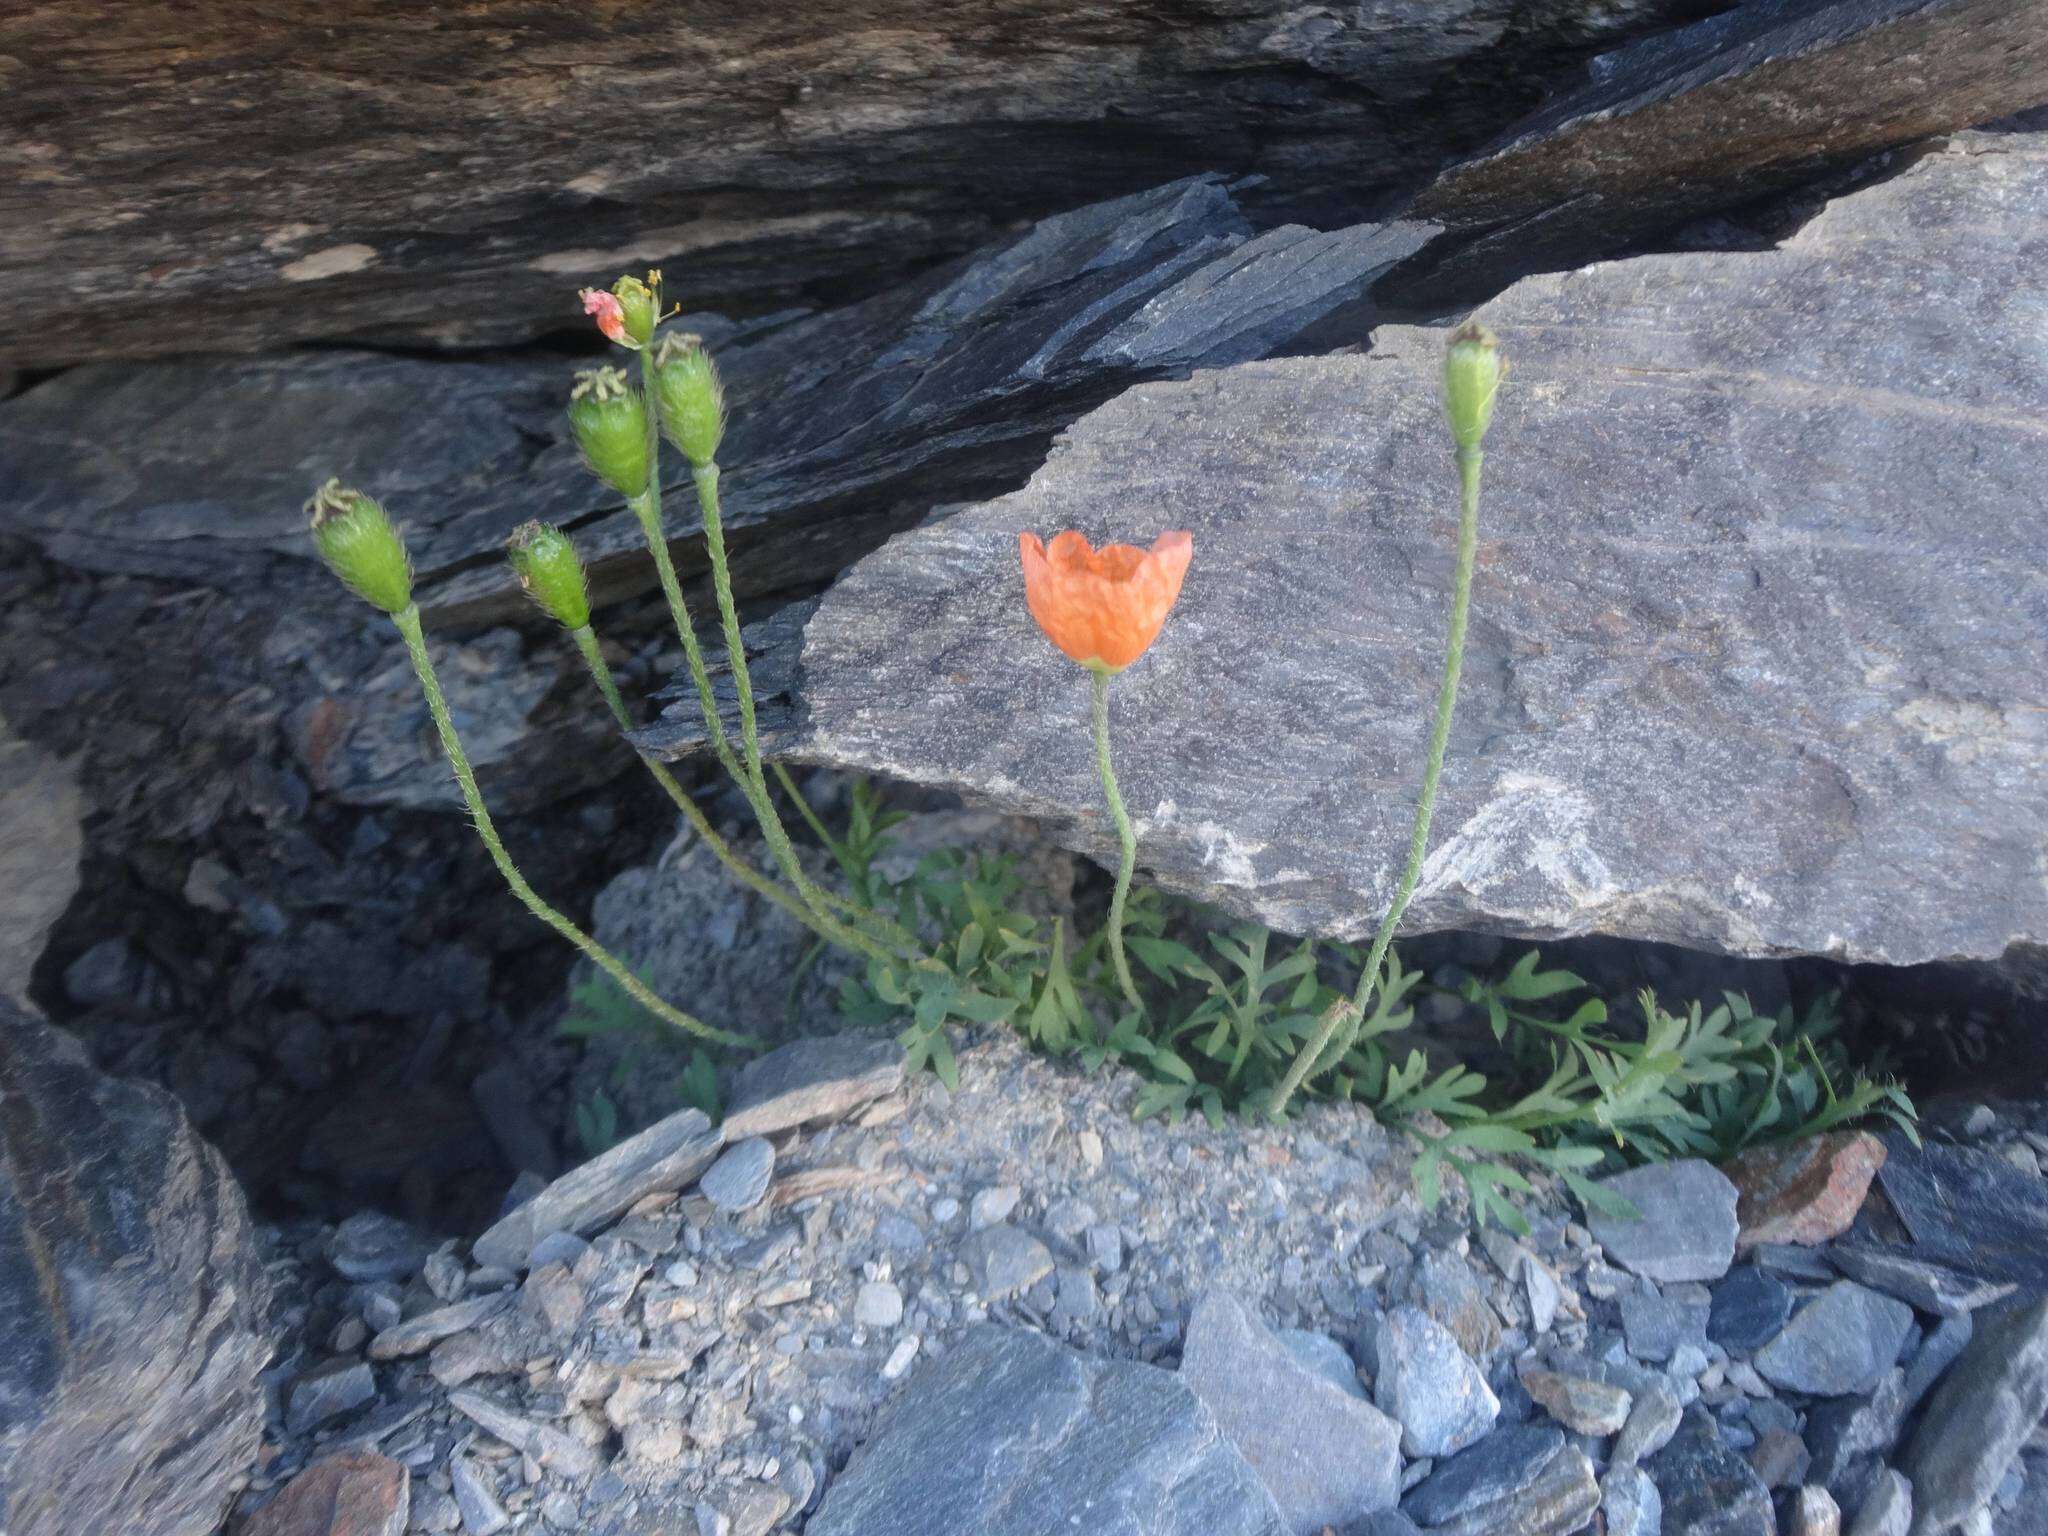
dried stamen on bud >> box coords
[306,479,414,615]
[505,520,591,631]
[651,332,726,468]
[567,366,651,498]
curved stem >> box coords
[1091,666,1144,1018]
[569,622,815,931]
[687,455,917,956]
[393,605,754,1050]
[1269,445,1484,1118]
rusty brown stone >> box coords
[1724,1131,1888,1250]
[241,1452,409,1536]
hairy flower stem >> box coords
[392,604,754,1049]
[689,462,916,956]
[568,622,815,931]
[1092,667,1145,1018]
[1269,444,1485,1118]
[628,354,899,968]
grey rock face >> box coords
[1180,1292,1402,1533]
[1647,1410,1776,1536]
[1374,1306,1500,1458]
[0,1001,272,1536]
[0,713,82,1005]
[1900,1297,2048,1536]
[1604,1465,1664,1536]
[287,1358,377,1436]
[1413,1443,1601,1536]
[807,1325,1288,1536]
[1754,1283,1916,1398]
[471,1106,722,1270]
[1851,1470,1913,1536]
[959,1224,1056,1300]
[1589,1164,1740,1284]
[1807,1370,1909,1506]
[655,131,2048,968]
[1902,1316,1975,1412]
[1622,1294,1711,1364]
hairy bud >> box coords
[1442,322,1504,452]
[651,332,726,468]
[506,521,591,630]
[567,367,651,498]
[307,479,413,615]
[611,274,657,347]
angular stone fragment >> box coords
[471,1106,721,1271]
[1710,1268,1795,1355]
[1755,1283,1916,1398]
[1180,1292,1402,1533]
[669,131,2048,970]
[1797,1486,1845,1536]
[1521,1368,1633,1437]
[1851,1470,1912,1536]
[287,1360,378,1436]
[1724,1133,1886,1250]
[959,1224,1055,1300]
[1374,1307,1500,1458]
[0,714,82,1004]
[448,1391,603,1481]
[1612,1383,1684,1468]
[1647,1410,1776,1536]
[1902,1316,1975,1411]
[240,1452,410,1536]
[808,1325,1287,1536]
[1418,1444,1601,1536]
[723,1037,906,1140]
[1807,1370,1908,1506]
[1404,1426,1565,1526]
[366,1290,514,1361]
[1622,1294,1711,1364]
[1901,1297,2048,1536]
[699,1137,776,1213]
[1603,1465,1663,1536]
[1589,1163,1742,1284]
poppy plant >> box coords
[1019,528,1192,1018]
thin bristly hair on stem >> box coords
[390,603,754,1050]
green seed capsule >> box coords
[651,332,725,469]
[505,521,591,630]
[1442,322,1504,452]
[612,274,656,347]
[567,367,651,498]
[307,479,414,615]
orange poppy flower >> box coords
[1018,529,1193,672]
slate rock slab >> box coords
[1827,1247,2017,1319]
[651,129,2048,968]
[1647,1410,1777,1536]
[1900,1296,2048,1536]
[723,1036,905,1140]
[0,1001,273,1536]
[1872,1134,2048,1290]
[1180,1291,1402,1533]
[471,1106,721,1270]
[807,1324,1288,1536]
[1415,1443,1601,1536]
[1755,1282,1916,1398]
[1588,1162,1740,1283]
[1395,0,2048,306]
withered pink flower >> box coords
[580,288,628,344]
